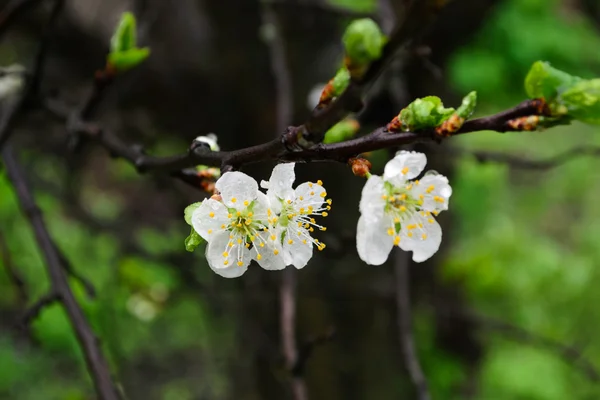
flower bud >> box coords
[349,158,372,178]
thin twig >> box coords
[455,146,600,170]
[0,0,63,151]
[0,230,28,304]
[20,291,60,326]
[261,3,309,399]
[447,309,600,382]
[2,145,120,400]
[394,249,430,400]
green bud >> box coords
[111,12,138,53]
[108,48,150,72]
[323,119,360,143]
[184,227,204,252]
[524,61,581,101]
[455,91,477,119]
[342,18,386,66]
[331,68,350,97]
[399,96,455,131]
[559,79,600,124]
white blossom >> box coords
[356,151,451,264]
[191,171,285,278]
[261,163,330,269]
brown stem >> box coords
[394,249,430,400]
[2,145,120,400]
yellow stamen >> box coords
[243,200,249,206]
[209,212,215,218]
[274,249,279,255]
[393,236,400,245]
[231,197,237,203]
[257,254,262,260]
[223,260,229,265]
[399,206,407,212]
[317,180,323,186]
[222,252,229,257]
[401,167,409,175]
[421,233,427,240]
[322,212,328,217]
[208,229,213,234]
[288,239,294,245]
[387,228,394,236]
[320,192,327,198]
[237,260,244,266]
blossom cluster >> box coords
[190,164,330,278]
[188,151,451,278]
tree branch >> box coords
[394,249,430,400]
[2,144,120,400]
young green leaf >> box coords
[107,48,150,72]
[456,91,477,119]
[184,202,203,225]
[342,18,386,66]
[399,96,455,131]
[184,227,204,252]
[111,12,138,53]
[559,79,600,124]
[524,61,581,100]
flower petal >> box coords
[205,231,251,278]
[383,151,427,184]
[410,174,452,212]
[282,227,313,269]
[253,229,286,270]
[294,181,326,210]
[191,199,229,241]
[359,175,386,217]
[267,163,296,199]
[398,213,442,263]
[216,171,259,209]
[356,213,394,265]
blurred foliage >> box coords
[1,0,600,399]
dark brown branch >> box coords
[394,249,430,400]
[43,98,549,175]
[2,144,119,400]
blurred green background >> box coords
[2,0,600,399]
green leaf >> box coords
[399,96,455,131]
[559,79,600,124]
[342,18,386,66]
[108,48,150,72]
[184,202,202,225]
[524,61,581,100]
[111,12,137,53]
[456,91,477,119]
[323,119,360,143]
[185,227,204,252]
[331,68,350,97]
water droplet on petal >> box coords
[425,170,439,176]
